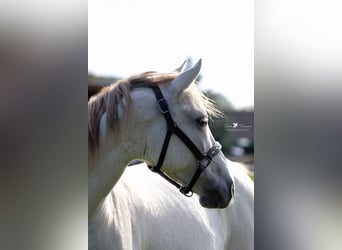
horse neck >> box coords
[89,119,147,218]
[89,145,126,215]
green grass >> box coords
[249,174,254,182]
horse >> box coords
[88,60,253,249]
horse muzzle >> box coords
[199,180,235,209]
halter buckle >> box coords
[157,98,169,114]
[198,157,211,169]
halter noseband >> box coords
[147,86,222,197]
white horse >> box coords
[91,162,254,250]
[88,60,253,250]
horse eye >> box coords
[196,117,209,127]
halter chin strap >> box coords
[147,86,222,197]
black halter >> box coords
[147,86,222,197]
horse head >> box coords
[129,60,235,208]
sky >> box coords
[89,0,253,109]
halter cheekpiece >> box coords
[148,86,222,197]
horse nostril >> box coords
[231,182,235,196]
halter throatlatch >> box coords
[147,86,222,197]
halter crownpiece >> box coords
[147,86,222,197]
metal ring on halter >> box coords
[180,188,193,197]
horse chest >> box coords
[90,190,225,250]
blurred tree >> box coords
[204,90,234,113]
[88,73,120,99]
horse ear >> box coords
[170,59,202,94]
[173,60,187,73]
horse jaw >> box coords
[169,59,202,95]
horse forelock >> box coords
[183,84,223,120]
[88,71,179,159]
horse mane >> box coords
[88,71,221,158]
[88,71,178,157]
